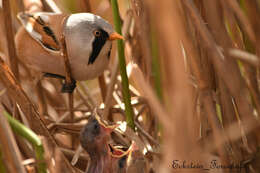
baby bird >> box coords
[79,116,135,173]
[80,116,115,173]
[15,12,123,92]
[109,142,138,173]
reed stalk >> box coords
[111,0,135,129]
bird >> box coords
[79,116,136,173]
[109,142,138,173]
[79,116,116,173]
[15,12,124,92]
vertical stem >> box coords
[0,147,7,172]
[98,75,107,102]
[61,21,74,123]
[111,0,135,129]
[2,0,19,80]
[151,29,162,100]
[150,27,163,138]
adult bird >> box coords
[15,12,123,92]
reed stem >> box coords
[111,0,135,129]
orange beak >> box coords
[108,32,124,41]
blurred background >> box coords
[1,0,260,172]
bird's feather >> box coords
[17,12,66,54]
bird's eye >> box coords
[93,30,101,37]
[92,120,100,135]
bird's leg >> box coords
[43,72,76,93]
[61,78,76,93]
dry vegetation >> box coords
[1,0,260,172]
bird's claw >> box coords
[61,80,76,93]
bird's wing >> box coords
[17,12,67,54]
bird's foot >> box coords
[43,73,76,93]
[61,79,76,93]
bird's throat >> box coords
[87,154,111,173]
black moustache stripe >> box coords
[88,29,109,65]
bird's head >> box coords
[79,116,117,158]
[64,13,123,65]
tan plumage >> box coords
[15,13,66,76]
[15,12,123,82]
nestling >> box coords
[15,12,123,92]
[79,116,135,173]
[109,142,138,173]
[79,116,116,173]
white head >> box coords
[64,13,122,66]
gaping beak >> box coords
[100,121,119,134]
[109,32,124,41]
[95,115,119,134]
[110,141,138,158]
[102,124,119,134]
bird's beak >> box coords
[109,32,124,41]
[101,122,119,134]
[110,141,138,158]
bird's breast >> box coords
[69,53,110,81]
[69,41,112,81]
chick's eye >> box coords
[94,30,101,37]
[92,121,100,135]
